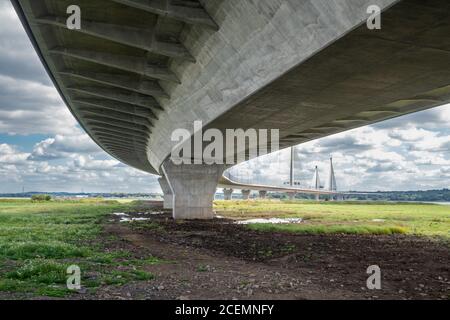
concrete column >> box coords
[241,190,251,200]
[162,160,225,220]
[158,176,173,209]
[315,193,320,201]
[223,188,233,200]
[287,193,295,200]
[259,190,267,199]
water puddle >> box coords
[119,217,151,223]
[141,211,164,215]
[112,211,162,222]
[236,218,302,225]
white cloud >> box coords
[0,143,28,164]
[0,1,79,136]
[28,133,102,161]
[0,139,159,193]
[72,155,119,171]
[0,75,78,135]
[388,127,436,142]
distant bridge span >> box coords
[219,174,339,196]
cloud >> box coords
[0,2,50,85]
[0,143,28,165]
[372,103,450,130]
[408,135,450,152]
[388,127,436,142]
[0,75,78,136]
[0,2,79,136]
[72,155,119,171]
[0,139,160,193]
[366,162,401,173]
[309,135,372,154]
[28,133,102,161]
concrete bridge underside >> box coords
[13,0,450,219]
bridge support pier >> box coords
[158,176,173,209]
[162,160,225,220]
[241,190,251,200]
[287,193,295,201]
[259,190,267,199]
[223,188,233,200]
[315,194,320,201]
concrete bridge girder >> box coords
[158,176,173,210]
[49,48,180,83]
[60,70,169,98]
[35,15,195,61]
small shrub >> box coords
[31,194,52,201]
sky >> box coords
[0,1,449,193]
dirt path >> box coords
[97,211,449,300]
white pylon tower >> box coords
[328,157,337,191]
[311,165,321,190]
[289,146,294,187]
[311,165,321,201]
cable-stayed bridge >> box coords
[218,152,349,201]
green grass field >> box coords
[215,200,450,238]
[0,199,158,298]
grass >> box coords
[0,199,162,298]
[247,223,408,235]
[215,200,450,238]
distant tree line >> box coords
[267,189,450,202]
[352,189,450,202]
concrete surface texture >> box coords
[259,190,268,199]
[162,161,226,219]
[223,188,233,201]
[13,0,450,218]
[241,190,251,200]
[157,176,173,210]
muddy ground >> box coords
[93,207,449,300]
